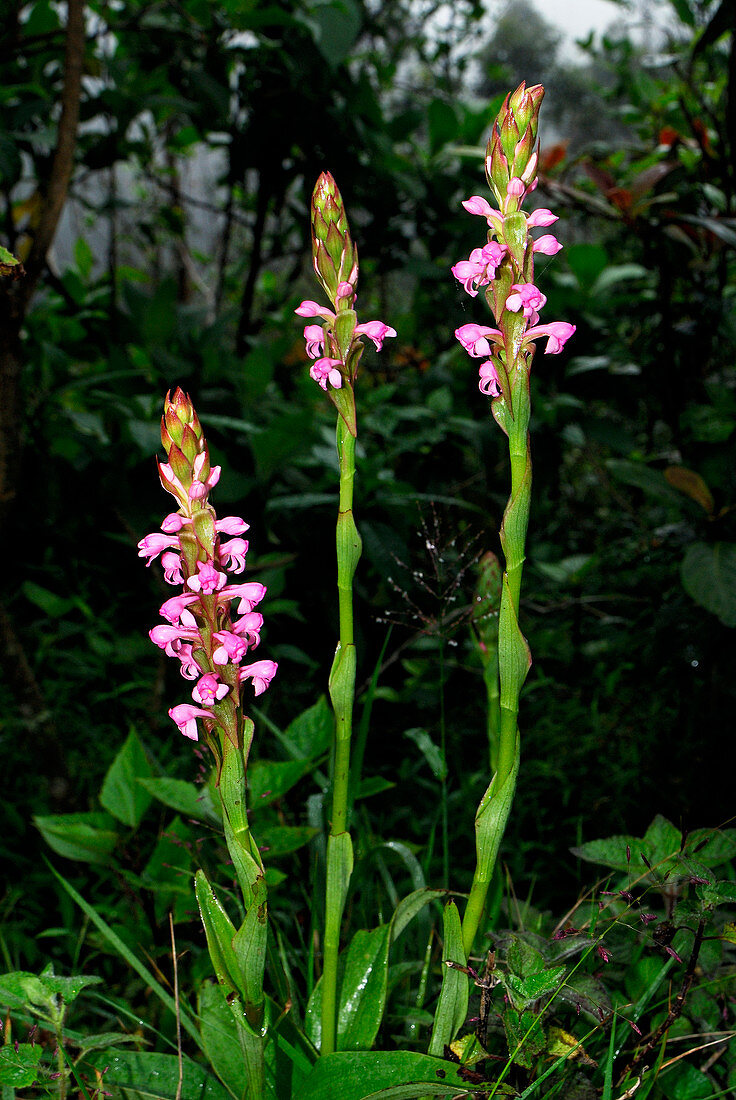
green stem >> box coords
[462,367,532,957]
[322,408,361,1055]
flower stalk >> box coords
[295,173,395,1055]
[138,388,277,1097]
[452,83,575,957]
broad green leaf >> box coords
[198,981,250,1100]
[571,833,640,873]
[428,902,468,1056]
[100,728,153,828]
[659,1061,715,1098]
[34,812,118,863]
[607,460,683,505]
[503,1007,546,1069]
[37,965,102,1005]
[506,968,565,1009]
[282,696,333,758]
[137,777,217,820]
[642,815,682,864]
[507,937,545,979]
[685,827,736,867]
[248,758,314,809]
[301,1050,474,1100]
[21,581,76,617]
[0,972,54,1014]
[86,1051,231,1100]
[681,541,736,627]
[307,926,393,1052]
[256,824,319,858]
[0,1044,42,1087]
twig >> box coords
[617,917,706,1083]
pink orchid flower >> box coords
[219,581,267,614]
[212,630,250,666]
[137,532,179,564]
[186,559,227,594]
[159,592,199,624]
[161,551,184,585]
[455,323,503,359]
[169,703,213,741]
[192,673,230,706]
[524,321,577,354]
[310,357,344,390]
[452,241,507,298]
[219,538,248,574]
[216,516,250,536]
[238,659,278,696]
[506,282,546,323]
[354,320,397,351]
[532,235,562,256]
[478,360,502,397]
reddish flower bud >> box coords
[311,172,359,306]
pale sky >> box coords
[532,0,632,56]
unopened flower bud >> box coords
[311,172,359,306]
[485,81,544,208]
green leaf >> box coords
[21,580,76,617]
[248,758,314,809]
[34,812,118,863]
[86,1051,232,1100]
[391,888,446,944]
[198,981,249,1100]
[256,824,319,858]
[659,1061,715,1098]
[506,968,565,1009]
[282,696,333,759]
[428,902,468,1056]
[303,0,362,67]
[571,833,640,873]
[137,777,217,820]
[503,1007,546,1069]
[37,966,102,1005]
[607,460,684,506]
[100,729,153,828]
[681,542,736,627]
[642,815,682,865]
[300,1051,475,1100]
[0,1044,43,1087]
[404,728,447,780]
[194,870,244,1000]
[507,937,545,978]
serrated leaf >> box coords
[0,1044,43,1087]
[571,833,640,872]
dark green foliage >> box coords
[1,0,735,1096]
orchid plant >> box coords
[130,83,588,1099]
